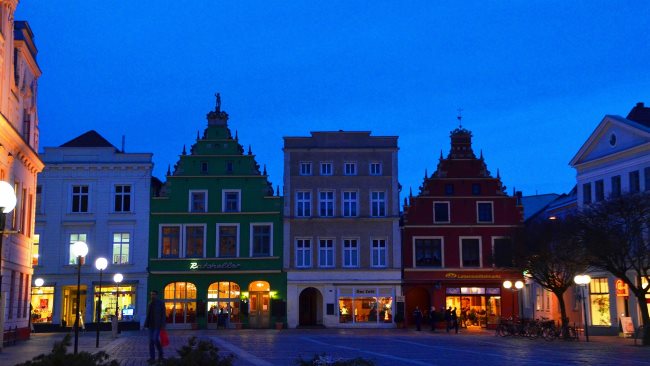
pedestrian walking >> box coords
[445,306,452,332]
[452,307,459,333]
[429,306,437,331]
[144,290,166,363]
[413,306,423,331]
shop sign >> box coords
[444,272,502,280]
[189,262,241,270]
[355,288,377,295]
[615,279,629,297]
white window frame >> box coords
[68,233,88,265]
[222,189,241,213]
[342,238,360,268]
[318,190,335,217]
[216,223,240,258]
[111,231,132,264]
[491,236,512,268]
[318,237,335,268]
[433,201,450,223]
[371,238,387,268]
[476,201,494,223]
[250,222,273,257]
[189,190,208,213]
[344,162,357,176]
[299,162,312,176]
[113,184,132,213]
[412,236,444,268]
[320,162,333,176]
[295,190,312,217]
[369,162,382,176]
[184,224,207,258]
[295,237,312,268]
[158,224,182,258]
[70,184,90,213]
[459,236,482,268]
[370,191,386,217]
[342,190,358,217]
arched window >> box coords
[207,282,241,323]
[163,282,197,324]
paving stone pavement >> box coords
[1,328,649,366]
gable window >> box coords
[477,202,493,223]
[342,191,358,217]
[444,184,454,196]
[595,180,604,202]
[114,185,132,212]
[461,238,481,267]
[190,190,208,212]
[472,183,481,195]
[493,238,513,267]
[371,239,387,267]
[343,239,359,267]
[344,162,357,176]
[611,175,621,197]
[433,202,450,223]
[217,224,238,257]
[200,162,208,174]
[299,162,312,176]
[226,161,234,173]
[583,183,592,204]
[112,232,130,264]
[629,171,640,193]
[185,225,205,258]
[222,190,241,212]
[71,185,89,213]
[296,238,312,268]
[296,191,312,217]
[251,224,272,257]
[319,239,334,268]
[369,162,382,176]
[319,191,334,217]
[160,226,180,258]
[320,162,333,176]
[370,191,386,217]
[414,238,442,267]
[68,233,88,265]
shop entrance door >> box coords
[62,286,87,328]
[248,291,270,328]
[299,287,320,326]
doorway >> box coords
[62,285,86,328]
[299,287,322,326]
[248,281,270,328]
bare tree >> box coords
[578,193,650,346]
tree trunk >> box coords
[634,289,650,346]
[555,291,570,338]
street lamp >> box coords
[71,240,89,354]
[574,274,592,342]
[114,273,123,335]
[0,181,16,350]
[503,280,524,319]
[94,257,108,348]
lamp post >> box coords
[71,240,89,354]
[0,181,17,350]
[574,274,592,342]
[503,280,524,319]
[94,257,108,348]
[114,273,123,335]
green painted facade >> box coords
[148,102,285,329]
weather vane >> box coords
[457,107,463,128]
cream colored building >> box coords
[283,132,401,328]
[0,0,44,343]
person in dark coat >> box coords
[429,306,437,331]
[451,307,459,334]
[445,306,452,332]
[413,306,423,331]
[144,290,166,363]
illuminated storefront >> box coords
[31,286,55,324]
[444,287,502,327]
[207,281,241,325]
[164,282,197,325]
[589,277,611,326]
[338,287,394,324]
[93,285,137,322]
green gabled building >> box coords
[148,96,285,329]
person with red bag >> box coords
[144,290,166,363]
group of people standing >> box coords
[412,305,459,333]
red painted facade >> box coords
[402,127,524,329]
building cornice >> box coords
[0,113,44,173]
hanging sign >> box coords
[615,279,629,297]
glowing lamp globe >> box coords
[0,181,17,213]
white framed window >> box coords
[112,232,130,264]
[343,238,359,267]
[371,238,387,267]
[433,201,450,223]
[296,191,312,217]
[113,184,132,212]
[342,191,358,217]
[318,238,335,268]
[320,162,333,176]
[319,190,335,217]
[369,162,382,176]
[159,225,181,258]
[185,225,206,258]
[68,233,88,265]
[344,162,357,176]
[370,191,386,217]
[71,185,89,213]
[250,223,273,257]
[413,237,443,268]
[216,223,239,258]
[477,201,493,223]
[492,237,513,268]
[222,189,241,212]
[189,190,208,212]
[460,237,482,268]
[299,162,312,176]
[295,238,312,268]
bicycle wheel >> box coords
[542,327,556,341]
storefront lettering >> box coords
[355,288,377,295]
[444,273,502,280]
[189,262,241,270]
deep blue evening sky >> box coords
[16,1,650,199]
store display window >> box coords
[93,285,136,322]
[31,286,54,323]
[338,287,393,324]
[164,282,197,324]
[207,281,241,324]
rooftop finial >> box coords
[248,145,252,155]
[166,164,171,176]
[215,92,221,113]
[276,185,280,196]
[457,107,463,128]
[182,145,186,155]
[409,186,413,198]
[263,164,267,175]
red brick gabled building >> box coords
[402,127,523,329]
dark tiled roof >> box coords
[60,130,117,149]
[626,102,650,127]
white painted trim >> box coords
[459,236,482,268]
[370,237,388,268]
[412,236,444,268]
[295,190,312,217]
[317,189,336,217]
[221,189,241,212]
[476,201,494,223]
[249,222,274,257]
[341,189,359,217]
[342,237,360,268]
[317,236,336,268]
[188,189,208,213]
[432,201,451,223]
[184,223,207,258]
[369,190,387,217]
[158,224,182,258]
[294,237,313,268]
[215,223,240,258]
